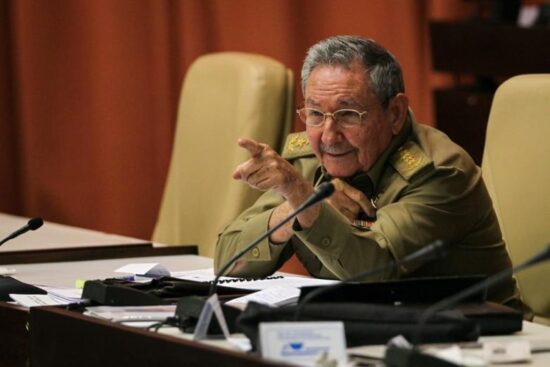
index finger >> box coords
[237,137,264,157]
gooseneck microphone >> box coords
[294,240,448,320]
[0,217,44,247]
[411,243,550,345]
[209,182,335,296]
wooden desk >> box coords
[27,307,550,367]
[349,321,550,367]
[0,214,202,366]
[0,213,198,264]
[0,302,28,367]
[5,254,212,291]
[0,244,197,265]
[29,306,285,367]
[1,254,213,367]
[5,250,550,367]
[1,213,148,252]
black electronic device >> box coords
[82,280,168,306]
[295,240,448,319]
[0,276,47,302]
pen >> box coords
[114,275,135,281]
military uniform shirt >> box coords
[214,113,520,306]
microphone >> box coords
[294,240,448,320]
[385,243,550,367]
[0,217,44,247]
[210,182,335,296]
[173,183,334,338]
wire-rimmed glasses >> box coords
[296,107,368,128]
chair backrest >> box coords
[481,74,550,323]
[152,52,294,258]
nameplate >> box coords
[259,321,347,367]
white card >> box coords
[483,341,532,364]
[260,321,347,367]
[193,294,231,341]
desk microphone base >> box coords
[384,346,460,367]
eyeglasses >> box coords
[296,107,368,128]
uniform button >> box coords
[251,247,260,257]
[320,237,331,247]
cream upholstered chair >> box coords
[153,52,294,258]
[481,74,550,324]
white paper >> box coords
[171,268,338,291]
[114,263,170,278]
[9,294,69,307]
[37,286,83,302]
[85,305,176,322]
[225,286,300,310]
[226,336,252,352]
[0,267,16,276]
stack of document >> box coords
[84,305,177,322]
[171,268,338,290]
[171,268,339,309]
[10,286,82,307]
[102,264,339,310]
[224,286,301,310]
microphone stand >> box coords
[176,183,335,339]
[209,182,335,296]
[294,240,447,320]
[0,217,44,275]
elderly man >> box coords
[214,35,521,308]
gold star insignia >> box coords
[398,147,422,171]
[288,135,309,152]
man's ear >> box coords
[388,93,409,135]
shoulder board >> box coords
[282,132,314,160]
[389,140,431,181]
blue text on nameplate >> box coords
[259,321,347,367]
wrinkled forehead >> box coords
[304,62,375,108]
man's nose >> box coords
[321,117,342,143]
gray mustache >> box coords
[320,143,354,154]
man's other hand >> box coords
[328,179,376,222]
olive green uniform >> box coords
[214,113,520,306]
